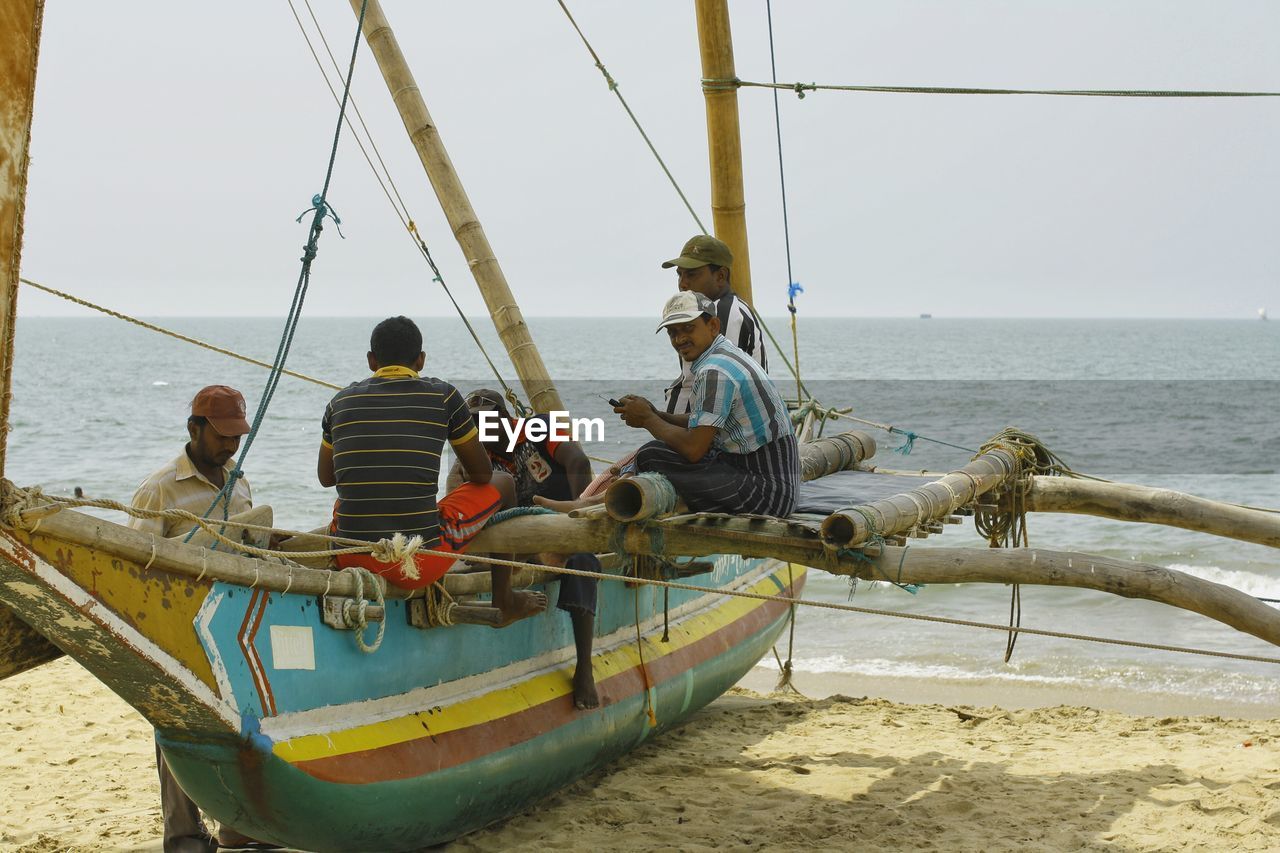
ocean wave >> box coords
[775,653,1280,704]
[1165,563,1280,601]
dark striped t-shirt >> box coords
[322,368,477,544]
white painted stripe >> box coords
[0,540,239,730]
[195,591,238,708]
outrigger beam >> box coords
[6,504,1280,649]
[1024,475,1280,549]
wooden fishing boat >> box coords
[2,1,1279,850]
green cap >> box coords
[660,235,733,270]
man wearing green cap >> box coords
[660,234,769,415]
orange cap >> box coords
[191,385,251,437]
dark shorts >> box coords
[556,553,599,615]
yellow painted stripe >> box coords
[273,565,804,764]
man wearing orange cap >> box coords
[128,384,253,539]
[128,385,265,852]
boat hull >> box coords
[0,515,803,850]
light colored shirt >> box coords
[664,290,768,414]
[688,335,793,455]
[127,449,252,538]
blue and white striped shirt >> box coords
[688,335,793,455]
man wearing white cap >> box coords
[613,293,798,517]
[660,234,769,415]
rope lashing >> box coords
[425,581,456,628]
[369,532,424,582]
[633,472,679,517]
[341,565,385,654]
[192,0,371,537]
[706,78,1280,99]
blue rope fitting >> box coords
[893,430,917,455]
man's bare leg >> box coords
[539,552,599,709]
[491,564,547,626]
[532,493,604,514]
[568,609,599,709]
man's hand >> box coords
[615,395,655,428]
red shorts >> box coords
[334,482,503,589]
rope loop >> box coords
[341,565,385,654]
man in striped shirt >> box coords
[616,293,799,517]
[317,316,545,624]
[660,235,769,415]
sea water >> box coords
[7,316,1278,714]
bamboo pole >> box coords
[1024,476,1280,549]
[820,446,1019,547]
[695,0,753,305]
[350,0,563,413]
[0,0,44,476]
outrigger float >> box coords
[1,1,1278,850]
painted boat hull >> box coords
[0,515,804,850]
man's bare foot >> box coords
[493,589,548,627]
[533,494,604,514]
[572,666,599,709]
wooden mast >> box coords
[0,0,63,681]
[350,0,564,414]
[694,0,753,306]
[0,0,44,475]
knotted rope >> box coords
[369,532,424,582]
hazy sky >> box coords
[17,1,1280,319]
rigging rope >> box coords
[764,0,805,411]
[287,0,527,414]
[18,278,341,390]
[193,0,371,538]
[705,79,1280,99]
[552,0,809,401]
[556,0,708,235]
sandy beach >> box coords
[1,658,1277,852]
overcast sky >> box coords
[17,1,1280,318]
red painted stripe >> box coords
[237,590,276,718]
[292,573,800,783]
